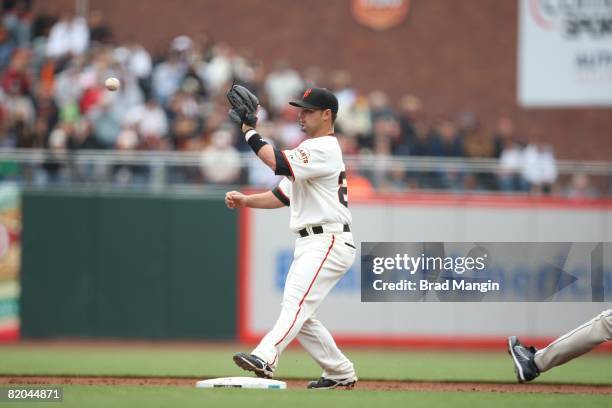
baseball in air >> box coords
[105,77,120,91]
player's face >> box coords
[298,108,323,136]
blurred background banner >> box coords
[0,183,19,341]
[518,0,612,107]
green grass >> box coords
[5,386,612,408]
[1,344,612,385]
[2,344,612,407]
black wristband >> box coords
[246,133,268,154]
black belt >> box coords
[299,224,350,237]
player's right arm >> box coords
[225,190,285,209]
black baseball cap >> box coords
[289,88,338,114]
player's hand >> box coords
[225,191,248,209]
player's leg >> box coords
[297,315,356,380]
[534,309,612,372]
[251,234,355,370]
[232,248,303,378]
[508,309,612,383]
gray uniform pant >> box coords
[534,309,612,372]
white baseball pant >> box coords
[534,309,612,372]
[252,231,357,379]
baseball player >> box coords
[508,309,612,383]
[224,86,357,389]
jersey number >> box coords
[338,171,348,207]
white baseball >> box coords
[105,77,120,91]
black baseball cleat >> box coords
[507,336,540,383]
[307,376,357,390]
[232,352,274,379]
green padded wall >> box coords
[20,190,237,340]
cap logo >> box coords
[303,88,312,98]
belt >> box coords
[298,224,350,237]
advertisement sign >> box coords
[518,0,612,106]
[351,0,411,31]
[240,196,612,346]
[0,184,20,341]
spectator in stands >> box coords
[0,26,16,70]
[170,115,198,151]
[112,125,149,186]
[463,123,494,159]
[463,121,498,190]
[151,50,185,106]
[395,95,423,155]
[29,10,54,71]
[301,65,323,88]
[0,57,34,147]
[379,162,410,192]
[45,11,89,58]
[498,138,524,192]
[124,43,152,95]
[168,82,201,123]
[199,128,240,184]
[53,60,83,110]
[3,0,32,47]
[330,70,356,127]
[368,116,400,188]
[429,118,465,190]
[264,60,303,114]
[43,122,70,184]
[67,118,100,150]
[368,90,395,122]
[124,97,168,150]
[200,43,233,95]
[428,118,464,157]
[492,117,515,158]
[565,173,599,199]
[89,98,121,148]
[32,83,58,140]
[521,140,558,194]
[1,47,31,96]
[336,95,371,144]
[406,122,432,157]
[88,10,113,45]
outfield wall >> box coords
[20,190,237,340]
[242,195,612,347]
[18,190,612,346]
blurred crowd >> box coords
[0,2,604,197]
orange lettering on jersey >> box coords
[296,147,310,163]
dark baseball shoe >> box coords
[307,376,357,389]
[507,336,540,383]
[232,352,274,379]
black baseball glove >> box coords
[226,84,259,127]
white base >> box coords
[196,377,287,389]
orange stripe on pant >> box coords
[272,235,336,351]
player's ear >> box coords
[322,109,332,122]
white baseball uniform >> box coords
[252,135,357,380]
